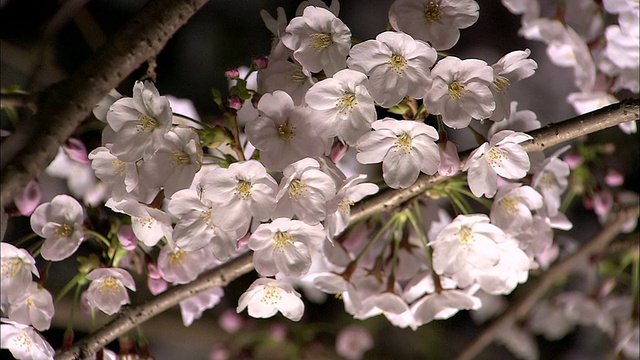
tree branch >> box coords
[55,99,639,359]
[0,0,210,208]
[349,98,639,224]
[454,204,640,360]
[56,252,254,360]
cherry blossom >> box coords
[324,174,379,238]
[1,243,39,305]
[30,194,85,262]
[489,49,537,122]
[245,90,324,171]
[106,80,173,162]
[305,69,376,146]
[282,6,351,76]
[347,31,437,107]
[157,244,215,285]
[200,160,278,235]
[356,118,439,189]
[179,287,224,327]
[463,130,532,198]
[424,56,495,129]
[138,126,203,197]
[490,184,543,235]
[388,0,479,50]
[258,59,315,105]
[273,158,337,225]
[0,319,55,360]
[6,282,54,331]
[237,278,305,321]
[411,289,481,325]
[85,268,136,315]
[335,325,374,360]
[249,218,326,277]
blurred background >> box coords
[1,0,638,359]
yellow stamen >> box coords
[278,122,296,141]
[499,197,519,215]
[1,260,21,279]
[112,160,126,176]
[309,33,332,52]
[458,225,475,249]
[98,276,121,295]
[171,150,191,168]
[260,285,283,304]
[424,1,443,22]
[486,147,506,167]
[288,179,308,201]
[448,81,468,100]
[273,231,294,253]
[135,113,158,132]
[169,250,185,266]
[54,224,73,238]
[336,93,357,115]
[493,76,511,93]
[235,181,253,200]
[388,54,408,74]
[393,133,413,155]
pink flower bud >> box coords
[563,153,584,169]
[117,224,138,250]
[253,55,269,69]
[228,95,242,110]
[592,190,613,217]
[14,179,41,216]
[330,139,348,163]
[437,140,460,176]
[605,168,624,187]
[147,276,168,295]
[63,138,89,164]
[224,68,240,79]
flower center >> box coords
[235,180,253,200]
[424,1,443,22]
[309,33,332,52]
[136,113,158,132]
[338,199,354,215]
[112,160,126,176]
[26,297,35,309]
[288,179,308,201]
[98,276,121,295]
[55,223,73,238]
[393,133,413,155]
[260,285,283,305]
[499,196,519,215]
[388,54,408,74]
[170,150,191,168]
[13,333,33,352]
[448,81,468,100]
[199,209,216,230]
[169,250,185,265]
[273,231,294,253]
[486,147,506,167]
[336,93,357,115]
[457,225,476,249]
[493,76,511,93]
[538,172,557,190]
[135,217,155,229]
[1,260,21,279]
[278,122,296,141]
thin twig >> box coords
[0,0,210,209]
[454,205,640,360]
[56,252,254,360]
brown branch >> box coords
[454,204,640,360]
[0,0,210,209]
[56,252,254,360]
[55,99,639,359]
[349,98,639,224]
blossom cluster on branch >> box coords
[1,0,638,359]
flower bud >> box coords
[224,68,240,79]
[228,95,242,110]
[253,55,269,69]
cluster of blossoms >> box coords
[1,0,637,359]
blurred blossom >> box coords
[219,308,244,333]
[335,325,374,360]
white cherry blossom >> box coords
[237,278,305,321]
[356,118,440,189]
[347,31,437,107]
[168,188,242,259]
[325,174,379,238]
[0,319,55,360]
[201,160,278,235]
[490,184,543,235]
[249,218,326,277]
[85,267,136,316]
[273,158,336,225]
[411,289,481,325]
[30,194,85,262]
[490,49,537,122]
[282,6,351,76]
[258,59,315,105]
[430,214,504,277]
[179,287,224,327]
[6,282,54,331]
[305,69,376,145]
[463,130,532,198]
[1,243,39,304]
[424,56,495,129]
[106,198,173,247]
[157,244,214,285]
[246,91,324,171]
[106,80,173,162]
[388,0,479,50]
[138,126,203,197]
